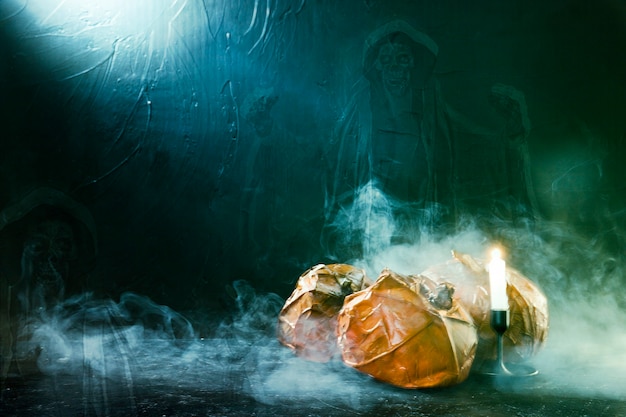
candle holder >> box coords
[481,309,539,377]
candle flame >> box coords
[489,247,508,311]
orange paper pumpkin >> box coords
[337,269,477,388]
[421,251,549,367]
[277,264,368,362]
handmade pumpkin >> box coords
[336,269,477,388]
[277,263,369,362]
[421,251,549,368]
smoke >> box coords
[8,279,398,411]
[499,216,626,399]
[212,280,391,409]
[6,182,626,413]
[14,292,195,378]
[322,181,626,400]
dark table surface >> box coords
[2,335,625,417]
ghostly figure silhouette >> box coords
[367,29,441,204]
[239,88,281,256]
[323,21,453,259]
[0,188,97,378]
[323,20,535,260]
[16,219,76,314]
[353,21,450,206]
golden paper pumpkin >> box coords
[421,251,549,367]
[277,263,368,362]
[336,269,477,388]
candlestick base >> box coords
[479,360,539,377]
[479,309,539,377]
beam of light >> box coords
[22,0,178,35]
[0,0,27,23]
[1,0,206,82]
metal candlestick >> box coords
[482,309,539,377]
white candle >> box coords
[488,248,508,310]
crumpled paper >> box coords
[421,251,549,367]
[336,269,477,388]
[277,252,548,388]
[277,263,369,362]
